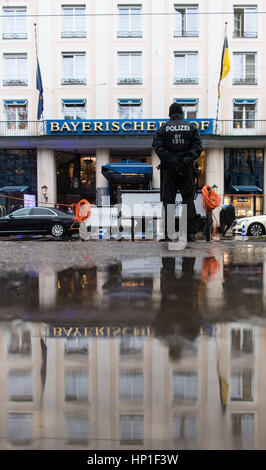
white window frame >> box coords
[233,52,257,85]
[117,5,142,37]
[62,99,87,119]
[3,7,27,39]
[120,415,144,444]
[174,4,199,37]
[4,101,28,130]
[61,5,86,38]
[61,53,86,85]
[233,6,258,38]
[117,99,143,118]
[233,99,257,130]
[117,52,142,84]
[174,52,198,84]
[3,54,28,87]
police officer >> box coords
[152,102,202,241]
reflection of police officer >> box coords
[153,103,202,241]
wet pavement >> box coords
[1,238,266,449]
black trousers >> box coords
[161,167,197,236]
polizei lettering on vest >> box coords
[166,125,190,132]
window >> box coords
[62,53,86,85]
[118,52,142,84]
[7,413,32,446]
[224,148,264,194]
[8,327,31,355]
[231,328,254,356]
[233,6,257,38]
[8,370,33,402]
[172,415,197,442]
[29,208,55,216]
[174,99,198,118]
[231,413,254,449]
[233,99,257,129]
[118,99,142,119]
[119,370,143,402]
[174,52,198,84]
[61,5,86,38]
[174,4,198,37]
[11,208,31,217]
[173,372,197,403]
[119,336,143,356]
[231,368,253,402]
[4,54,28,86]
[3,7,27,39]
[118,5,142,37]
[65,369,88,401]
[66,414,89,445]
[120,415,143,445]
[62,99,86,119]
[64,337,88,355]
[4,100,28,130]
[233,52,256,84]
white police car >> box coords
[232,215,266,236]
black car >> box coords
[0,207,79,238]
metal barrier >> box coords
[214,120,266,136]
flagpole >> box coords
[215,22,228,133]
[34,23,44,121]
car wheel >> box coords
[247,222,265,237]
[51,223,65,238]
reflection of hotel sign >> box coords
[237,198,249,202]
[49,325,153,338]
[47,119,213,135]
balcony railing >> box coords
[214,120,266,136]
[0,119,266,137]
[0,121,46,136]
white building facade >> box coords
[0,0,266,217]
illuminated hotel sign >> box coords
[49,325,154,338]
[46,118,213,135]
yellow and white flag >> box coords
[218,34,230,98]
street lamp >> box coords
[41,184,48,202]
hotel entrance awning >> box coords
[232,185,262,193]
[102,160,152,185]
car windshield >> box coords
[10,208,31,217]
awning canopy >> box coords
[102,160,152,185]
[0,186,30,193]
[232,185,262,193]
[4,100,27,106]
[62,99,86,105]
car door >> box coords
[29,207,57,232]
[1,208,32,233]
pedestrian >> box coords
[55,204,60,209]
[220,202,236,236]
[67,206,74,215]
[152,102,202,241]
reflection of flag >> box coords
[36,58,44,120]
[218,34,230,98]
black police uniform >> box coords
[152,104,202,238]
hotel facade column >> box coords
[37,149,57,206]
[151,149,160,189]
[96,148,110,205]
[206,147,224,219]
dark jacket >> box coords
[152,113,203,170]
[220,205,236,226]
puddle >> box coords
[0,253,266,449]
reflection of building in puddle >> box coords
[0,318,265,450]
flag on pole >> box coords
[36,57,44,120]
[218,34,230,98]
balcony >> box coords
[0,121,46,136]
[214,120,266,136]
[61,78,86,85]
[3,79,28,86]
[173,78,198,85]
[117,31,142,38]
[117,77,142,85]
